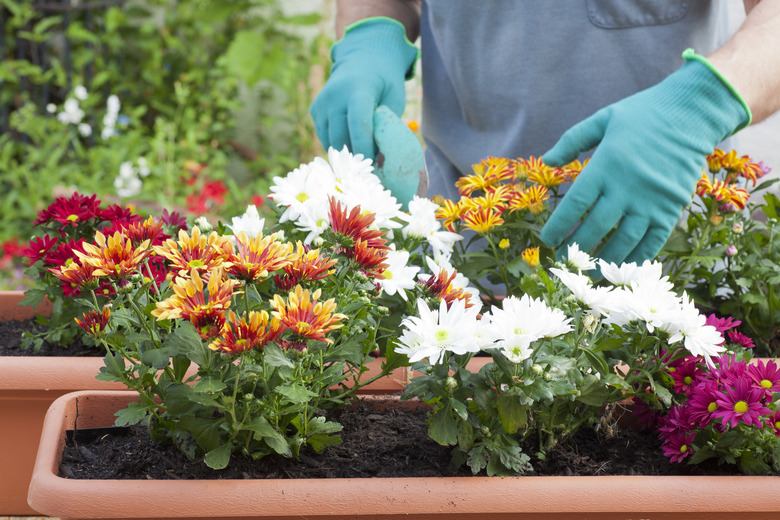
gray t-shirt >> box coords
[420,0,733,199]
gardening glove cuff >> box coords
[539,49,751,265]
[310,17,419,160]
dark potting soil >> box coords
[0,317,98,356]
[59,399,742,480]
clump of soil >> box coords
[0,317,98,356]
[60,399,742,480]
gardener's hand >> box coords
[540,51,751,265]
[310,17,418,161]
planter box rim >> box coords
[28,390,780,519]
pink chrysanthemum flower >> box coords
[727,330,755,349]
[669,356,704,395]
[767,410,780,437]
[631,396,661,429]
[748,359,780,401]
[704,314,741,334]
[661,430,696,463]
[658,405,695,441]
[712,353,748,384]
[686,380,723,428]
[713,377,771,429]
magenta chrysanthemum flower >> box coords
[631,396,661,429]
[767,410,780,437]
[658,405,694,440]
[662,430,696,463]
[687,380,723,428]
[748,359,780,401]
[727,330,755,349]
[712,353,748,384]
[713,377,771,428]
[669,356,704,395]
[705,314,741,334]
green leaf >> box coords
[495,395,528,434]
[428,406,458,446]
[114,402,148,426]
[276,384,318,404]
[264,342,294,368]
[245,417,292,457]
[192,376,228,393]
[204,442,232,470]
[221,31,269,86]
[178,416,224,453]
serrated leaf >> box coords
[264,342,294,368]
[245,417,293,457]
[307,433,342,453]
[114,402,148,426]
[192,376,228,393]
[276,384,318,404]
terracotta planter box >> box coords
[29,390,780,520]
[0,290,413,515]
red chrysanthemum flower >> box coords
[99,203,142,226]
[270,285,347,344]
[75,231,151,279]
[630,396,661,429]
[417,268,474,309]
[152,227,234,280]
[74,307,111,336]
[328,197,388,251]
[152,268,239,339]
[209,310,285,354]
[50,260,101,293]
[45,238,87,268]
[275,243,337,291]
[22,235,59,266]
[104,216,169,248]
[160,209,188,232]
[33,193,102,228]
[227,232,294,282]
[713,376,772,428]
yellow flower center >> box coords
[680,445,687,453]
[67,214,79,222]
[434,329,450,343]
[188,259,205,268]
[733,401,748,414]
[761,379,772,389]
[296,192,309,203]
[383,270,394,280]
[683,376,692,385]
[707,402,717,413]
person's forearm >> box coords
[709,0,780,123]
[335,0,422,41]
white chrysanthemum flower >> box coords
[377,249,420,301]
[482,295,572,363]
[269,161,334,224]
[396,298,485,365]
[228,205,265,239]
[74,85,88,100]
[77,123,92,137]
[106,94,121,114]
[400,196,462,254]
[565,243,596,272]
[550,267,616,316]
[338,179,403,231]
[193,216,213,233]
[620,279,681,333]
[327,145,376,183]
[598,259,670,288]
[57,98,84,125]
[666,295,725,365]
[46,103,57,114]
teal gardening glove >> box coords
[310,17,419,160]
[540,49,752,265]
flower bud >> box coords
[444,376,458,389]
[531,364,544,377]
[709,214,723,226]
[731,221,744,234]
[543,373,553,382]
[725,244,738,257]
